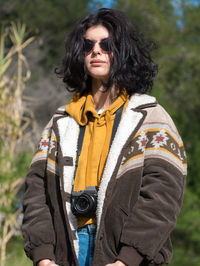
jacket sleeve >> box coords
[117,107,187,266]
[22,118,56,265]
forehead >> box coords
[85,25,109,40]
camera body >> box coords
[71,186,98,216]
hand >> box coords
[38,259,59,266]
[106,260,127,266]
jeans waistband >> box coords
[77,224,97,234]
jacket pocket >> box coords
[104,205,129,256]
[118,206,129,216]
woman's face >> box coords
[84,25,112,82]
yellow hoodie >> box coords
[65,89,129,227]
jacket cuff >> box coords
[33,244,55,265]
[117,245,143,266]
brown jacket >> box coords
[22,94,187,266]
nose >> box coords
[92,42,101,55]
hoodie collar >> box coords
[65,89,130,126]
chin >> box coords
[89,71,109,81]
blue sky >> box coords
[172,0,199,16]
[101,0,114,7]
[192,0,199,5]
[91,0,199,13]
[100,0,199,8]
[90,0,115,9]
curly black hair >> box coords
[55,8,158,95]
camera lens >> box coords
[71,187,98,215]
[75,195,90,213]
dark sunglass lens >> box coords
[100,38,110,51]
[84,39,94,52]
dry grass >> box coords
[0,22,35,266]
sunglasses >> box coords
[83,38,111,53]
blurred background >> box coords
[0,0,200,265]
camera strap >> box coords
[72,103,124,188]
[109,103,124,148]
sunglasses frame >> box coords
[83,38,111,53]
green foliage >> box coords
[0,0,91,65]
[5,236,32,266]
[0,150,33,214]
[175,188,200,249]
[0,150,32,182]
[0,150,33,266]
[170,188,200,265]
[0,27,12,78]
[114,0,177,42]
[170,247,200,266]
[9,21,26,46]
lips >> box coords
[90,59,105,65]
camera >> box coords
[71,186,98,216]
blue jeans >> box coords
[77,224,97,266]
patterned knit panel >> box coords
[117,122,187,179]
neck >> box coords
[91,79,119,110]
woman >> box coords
[22,8,187,266]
